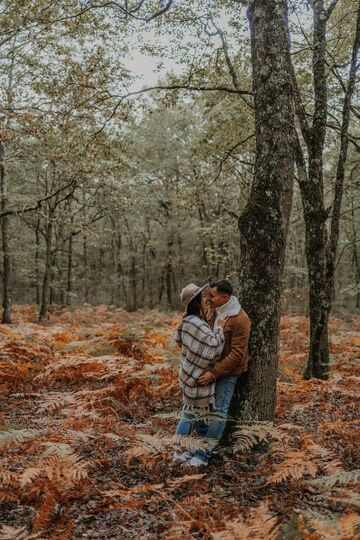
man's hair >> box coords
[186,293,202,317]
[209,280,233,296]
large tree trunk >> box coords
[233,0,295,421]
[0,142,12,324]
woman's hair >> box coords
[186,293,202,317]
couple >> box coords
[173,280,251,467]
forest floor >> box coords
[0,305,359,539]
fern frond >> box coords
[327,487,360,508]
[296,509,360,539]
[0,525,43,540]
[19,466,44,488]
[35,355,127,384]
[0,361,32,387]
[310,469,360,489]
[102,482,164,501]
[41,442,75,457]
[124,433,173,464]
[231,422,279,453]
[0,428,42,451]
[32,488,59,533]
[136,433,174,453]
[322,459,344,476]
[0,469,18,485]
[19,452,92,496]
[154,412,180,419]
[174,434,220,453]
[211,502,280,540]
[168,474,206,488]
[0,489,19,503]
[267,452,318,484]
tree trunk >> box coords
[129,256,137,310]
[233,0,295,421]
[165,234,174,307]
[34,215,41,304]
[39,220,53,321]
[299,0,360,379]
[0,142,12,324]
[83,236,89,303]
[123,217,137,311]
[66,233,73,306]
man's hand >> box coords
[197,371,215,385]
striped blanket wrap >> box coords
[175,315,224,408]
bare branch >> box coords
[93,83,252,137]
[0,180,76,219]
[87,0,173,22]
[210,133,255,185]
[208,17,253,109]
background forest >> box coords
[0,0,359,318]
[1,1,360,539]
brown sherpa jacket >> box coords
[209,309,251,379]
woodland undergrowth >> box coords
[0,305,359,539]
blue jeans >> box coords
[175,375,237,463]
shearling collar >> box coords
[214,295,241,329]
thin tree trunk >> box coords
[349,168,360,309]
[165,234,174,307]
[299,0,360,379]
[130,255,137,311]
[116,235,129,308]
[354,244,360,309]
[124,217,137,311]
[39,220,53,321]
[117,258,129,308]
[66,233,73,306]
[233,0,295,421]
[35,215,41,304]
[83,236,89,303]
[0,142,12,324]
[327,1,360,298]
[158,268,165,305]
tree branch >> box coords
[93,83,252,137]
[0,180,76,219]
[210,133,255,185]
[209,17,253,108]
[87,0,173,22]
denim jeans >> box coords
[175,375,238,463]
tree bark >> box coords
[233,0,295,420]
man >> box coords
[188,279,251,467]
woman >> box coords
[173,283,225,465]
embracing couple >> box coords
[173,280,251,467]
